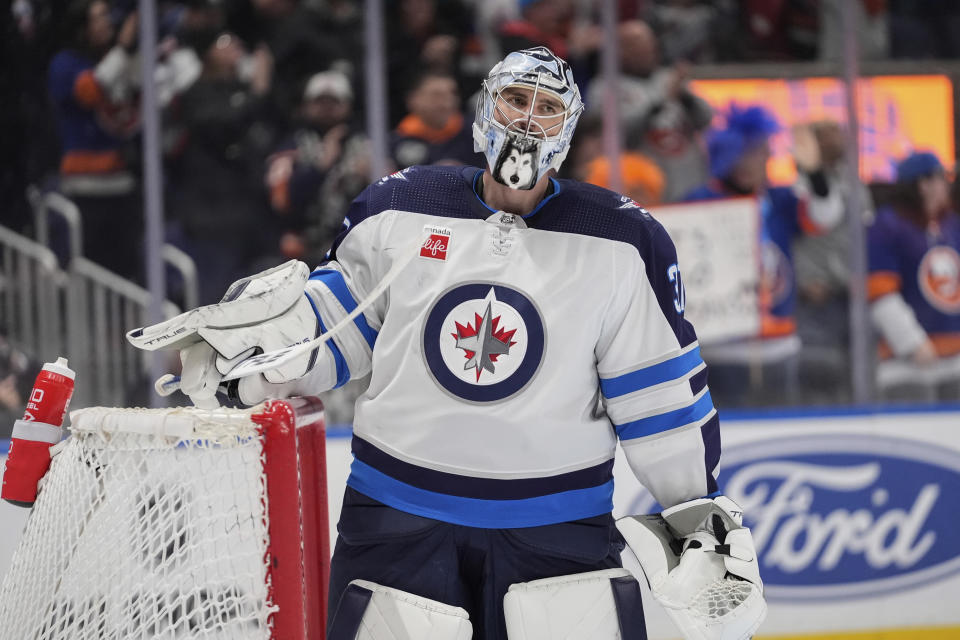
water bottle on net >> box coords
[1,357,75,507]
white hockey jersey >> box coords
[303,165,720,528]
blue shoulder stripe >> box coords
[600,346,704,399]
[309,269,378,350]
[304,293,349,388]
[616,391,715,441]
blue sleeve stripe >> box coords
[600,346,703,399]
[304,293,350,389]
[616,391,715,441]
[308,269,378,350]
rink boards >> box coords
[3,405,960,639]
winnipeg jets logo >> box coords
[452,301,518,381]
[423,284,545,403]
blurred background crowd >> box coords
[3,0,960,428]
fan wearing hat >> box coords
[867,152,960,363]
[266,70,369,265]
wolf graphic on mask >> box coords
[493,136,540,190]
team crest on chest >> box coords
[423,283,545,403]
[918,245,960,313]
[452,301,518,381]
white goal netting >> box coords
[0,406,280,640]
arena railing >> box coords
[15,188,190,409]
[0,225,66,365]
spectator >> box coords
[584,152,666,206]
[312,0,364,79]
[643,0,720,64]
[47,0,142,281]
[386,0,473,126]
[791,120,874,401]
[168,31,279,304]
[889,0,960,59]
[818,0,889,61]
[495,0,601,88]
[559,112,603,182]
[587,20,712,203]
[390,70,482,170]
[265,70,370,266]
[737,0,819,61]
[684,105,844,405]
[497,0,573,59]
[868,152,960,365]
[224,0,337,120]
[3,0,62,236]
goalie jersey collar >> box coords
[470,168,563,220]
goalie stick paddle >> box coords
[220,239,419,382]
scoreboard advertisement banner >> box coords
[691,75,956,186]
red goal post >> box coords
[0,397,330,640]
[256,397,330,639]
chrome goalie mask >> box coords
[473,47,584,190]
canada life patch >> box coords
[421,225,451,261]
[422,283,545,403]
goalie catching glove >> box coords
[617,496,766,640]
[126,261,337,408]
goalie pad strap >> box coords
[328,582,372,640]
[610,575,648,640]
[328,580,472,640]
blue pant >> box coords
[327,487,646,639]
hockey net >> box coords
[0,397,329,640]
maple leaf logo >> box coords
[451,301,517,381]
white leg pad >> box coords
[334,579,473,640]
[504,568,640,640]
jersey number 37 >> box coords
[667,264,685,315]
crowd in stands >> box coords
[3,0,960,409]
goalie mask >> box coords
[473,46,584,190]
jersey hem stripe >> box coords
[346,461,615,529]
[352,435,615,499]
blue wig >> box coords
[708,104,780,179]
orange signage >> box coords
[690,75,955,184]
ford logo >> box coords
[718,434,960,601]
